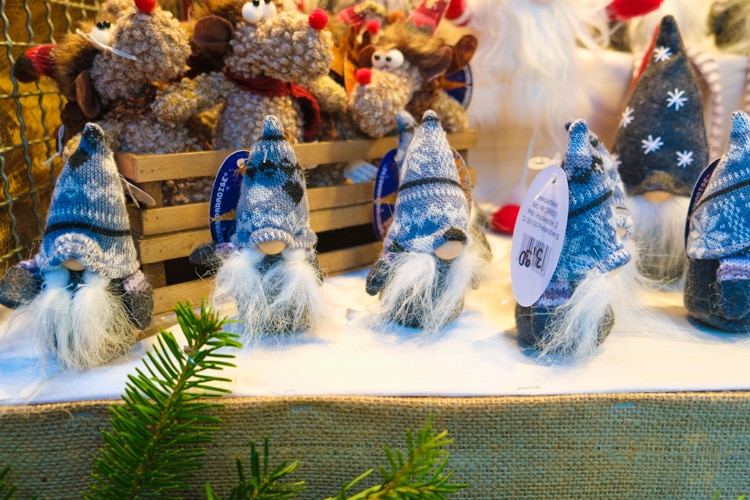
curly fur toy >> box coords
[348,7,476,138]
[152,0,335,150]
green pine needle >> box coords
[205,438,306,500]
[327,416,467,500]
[86,300,241,500]
[0,465,18,500]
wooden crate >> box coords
[117,131,478,315]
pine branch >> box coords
[327,416,467,500]
[86,300,242,500]
[205,438,306,500]
[0,465,18,500]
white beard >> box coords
[15,268,135,369]
[377,241,488,332]
[212,247,325,338]
[627,195,690,285]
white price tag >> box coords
[527,153,561,171]
[511,165,569,307]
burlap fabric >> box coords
[1,392,749,498]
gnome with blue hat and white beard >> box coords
[685,110,750,333]
[516,119,631,358]
[209,115,325,337]
[0,122,153,369]
[366,110,491,332]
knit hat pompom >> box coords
[36,122,138,279]
[234,115,316,250]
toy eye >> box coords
[262,0,276,19]
[384,49,404,69]
[90,22,113,46]
[371,51,387,69]
[242,1,264,24]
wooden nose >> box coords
[433,240,464,260]
[257,240,287,255]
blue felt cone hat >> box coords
[384,110,469,254]
[612,15,708,197]
[687,110,750,260]
[234,115,316,250]
[36,122,138,279]
[553,119,630,282]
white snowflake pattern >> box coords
[666,88,687,110]
[653,45,672,62]
[676,150,694,168]
[641,135,664,154]
[619,106,634,128]
[611,153,622,170]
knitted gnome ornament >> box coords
[685,110,750,332]
[516,120,631,358]
[366,110,491,331]
[210,115,325,337]
[612,15,709,283]
[0,123,153,370]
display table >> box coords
[1,234,749,498]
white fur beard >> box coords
[213,247,325,338]
[377,243,486,333]
[540,269,622,359]
[17,269,135,370]
[628,195,690,284]
[466,0,609,131]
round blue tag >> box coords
[209,150,248,243]
[372,148,400,241]
[445,63,473,109]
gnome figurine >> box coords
[516,119,631,358]
[0,123,153,369]
[685,110,750,333]
[366,110,491,331]
[207,115,325,337]
[612,15,709,283]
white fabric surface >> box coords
[2,233,750,406]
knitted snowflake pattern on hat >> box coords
[687,110,750,260]
[36,122,138,279]
[234,115,317,251]
[383,110,469,255]
[612,15,708,197]
[553,120,630,282]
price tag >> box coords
[511,165,568,307]
[209,150,248,243]
[372,149,400,241]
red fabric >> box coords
[224,71,321,141]
[607,0,663,21]
[26,44,56,77]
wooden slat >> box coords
[128,202,209,236]
[136,229,211,264]
[318,241,382,276]
[306,182,374,210]
[116,131,478,182]
[310,203,371,232]
[152,279,214,317]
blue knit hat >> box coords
[687,110,750,260]
[553,120,630,282]
[383,110,469,255]
[612,15,709,197]
[234,115,316,250]
[36,122,138,279]
[591,129,633,235]
[394,110,417,172]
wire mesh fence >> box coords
[0,0,103,268]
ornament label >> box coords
[511,165,569,307]
[209,150,248,243]
[372,148,400,241]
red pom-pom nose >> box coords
[308,8,328,31]
[365,19,381,35]
[491,204,520,234]
[135,0,156,13]
[355,67,371,86]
